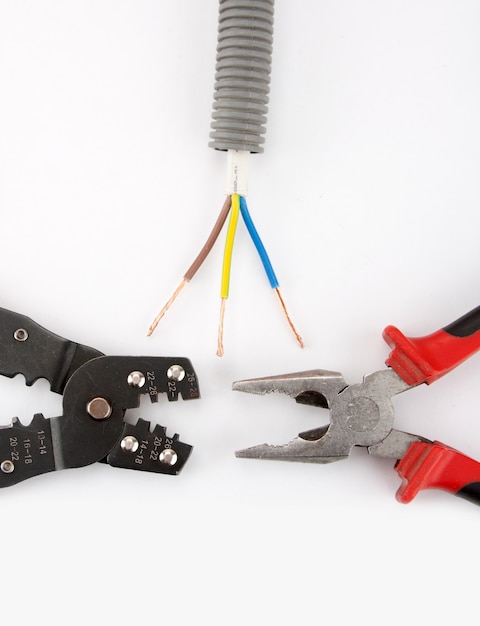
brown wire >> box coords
[184,195,232,280]
[147,196,232,336]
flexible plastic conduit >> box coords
[209,0,274,154]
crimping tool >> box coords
[0,308,200,487]
[234,306,480,505]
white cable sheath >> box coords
[225,149,250,196]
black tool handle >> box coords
[0,307,103,393]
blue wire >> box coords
[239,196,279,289]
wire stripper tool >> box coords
[0,308,200,487]
[234,306,480,505]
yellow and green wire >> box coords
[217,194,241,355]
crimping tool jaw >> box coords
[0,308,200,487]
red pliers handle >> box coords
[395,442,480,505]
[384,305,480,505]
[384,305,480,385]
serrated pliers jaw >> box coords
[233,368,413,463]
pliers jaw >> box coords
[235,425,348,463]
[233,370,350,463]
[233,368,411,464]
[232,369,347,408]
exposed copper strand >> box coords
[274,287,304,348]
[216,297,227,357]
[147,279,187,336]
[147,196,232,337]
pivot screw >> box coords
[167,365,185,382]
[127,371,146,388]
[121,436,139,453]
[159,448,178,466]
[1,460,15,474]
[14,328,28,342]
[86,397,112,420]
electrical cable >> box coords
[147,0,304,355]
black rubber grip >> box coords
[457,482,480,506]
[443,306,480,338]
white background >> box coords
[0,1,479,623]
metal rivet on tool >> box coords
[127,371,146,388]
[14,328,28,342]
[167,365,185,382]
[159,448,178,466]
[120,435,139,453]
[1,460,15,474]
[86,397,112,420]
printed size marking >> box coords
[150,436,161,461]
[131,434,176,464]
[147,371,158,397]
[9,432,49,465]
[23,439,33,464]
[187,371,199,397]
[150,435,173,461]
[134,440,149,465]
[9,437,19,461]
[233,165,238,193]
[150,435,163,461]
[38,430,48,455]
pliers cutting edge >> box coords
[0,308,200,487]
[234,306,480,506]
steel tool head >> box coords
[233,368,414,463]
[232,370,347,408]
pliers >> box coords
[0,308,200,487]
[233,306,480,505]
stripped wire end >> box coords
[239,195,304,349]
[274,287,304,349]
[216,297,227,357]
[147,278,187,336]
[147,196,232,338]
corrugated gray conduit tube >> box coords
[209,0,275,154]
